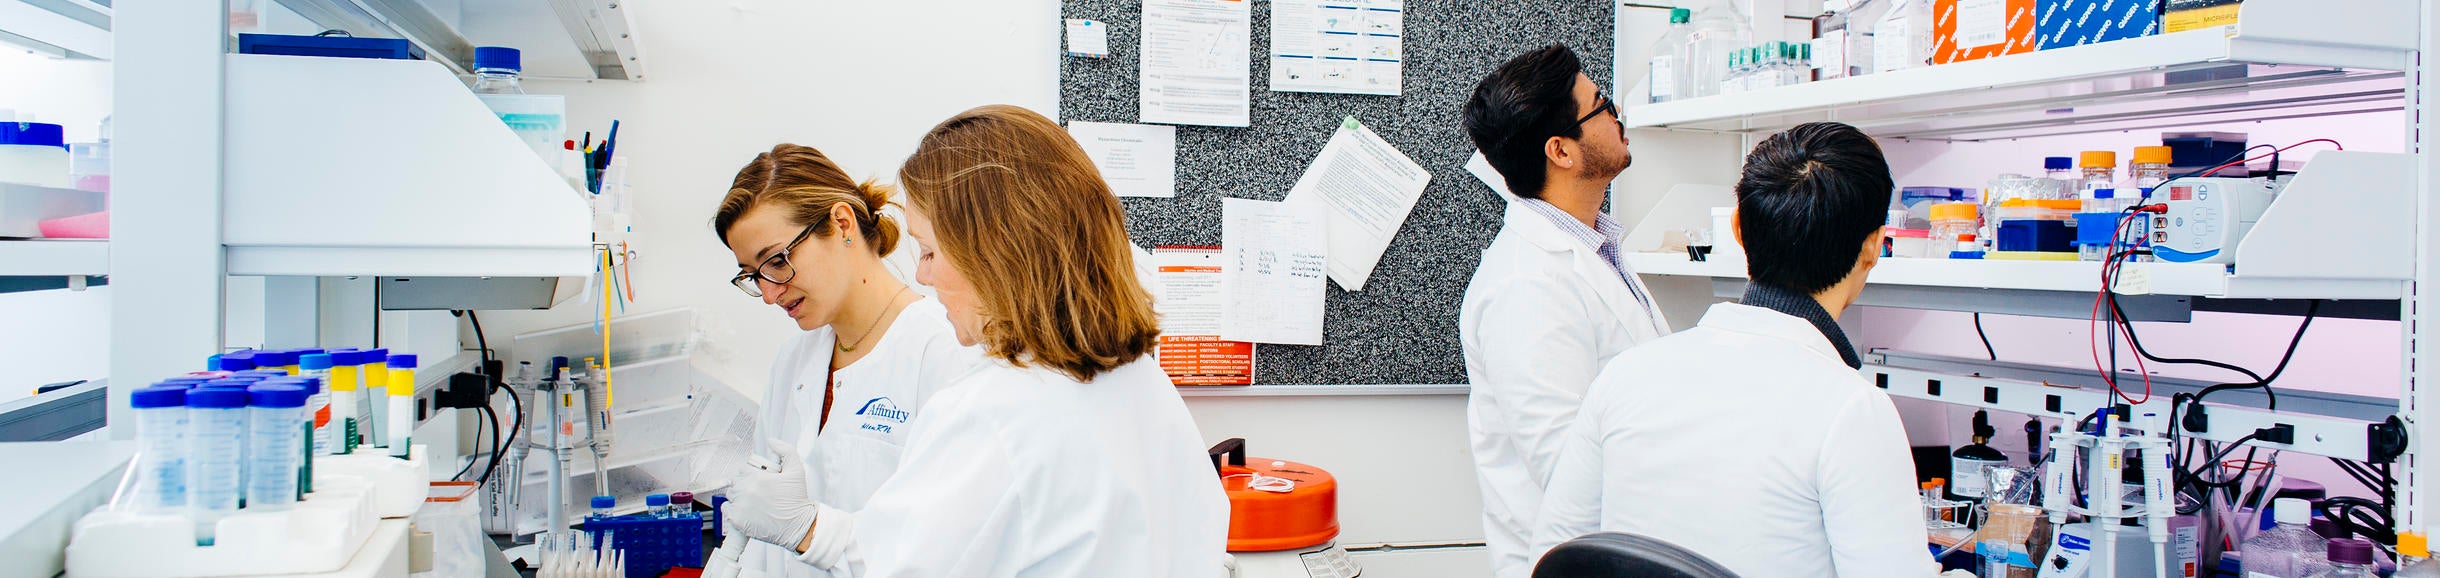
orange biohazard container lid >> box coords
[1209,438,1339,552]
[1929,202,1978,222]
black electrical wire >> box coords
[1973,313,1997,360]
[2188,300,2321,413]
[454,401,501,481]
[473,388,522,488]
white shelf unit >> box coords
[272,0,646,81]
[1626,0,2412,140]
[0,239,106,277]
[102,5,599,440]
[1624,0,2440,539]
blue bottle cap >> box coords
[300,353,334,371]
[188,387,251,409]
[218,351,259,371]
[646,494,669,506]
[291,348,326,357]
[2044,156,2074,170]
[248,384,309,408]
[262,376,323,395]
[592,495,616,509]
[387,354,418,369]
[329,349,367,366]
[160,377,212,384]
[132,386,188,408]
[205,354,225,371]
[363,348,390,361]
[204,378,259,388]
[2092,188,2119,199]
[235,370,291,379]
[0,122,66,149]
[254,350,299,367]
[473,46,522,72]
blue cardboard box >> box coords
[2036,0,2161,50]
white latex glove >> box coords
[725,440,821,551]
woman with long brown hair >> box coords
[710,144,980,578]
[720,105,1228,577]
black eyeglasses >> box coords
[1577,91,1619,128]
[732,223,820,297]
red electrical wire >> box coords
[2090,209,2156,405]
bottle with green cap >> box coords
[1648,8,1692,104]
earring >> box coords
[846,238,853,246]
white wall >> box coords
[476,0,1062,395]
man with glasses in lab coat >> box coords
[1457,43,1671,578]
[1531,122,1948,577]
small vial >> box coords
[670,492,695,519]
[246,385,308,510]
[327,349,364,454]
[187,387,250,545]
[592,495,617,520]
[647,493,671,518]
[253,350,300,376]
[299,354,336,458]
[215,351,259,372]
[362,348,391,449]
[385,354,418,459]
[264,376,323,494]
[132,386,190,515]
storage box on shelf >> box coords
[1626,0,2410,140]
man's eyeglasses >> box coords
[1577,91,1620,130]
[732,223,820,297]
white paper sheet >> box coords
[1466,149,1517,202]
[1153,246,1256,385]
[1281,117,1431,291]
[1220,198,1327,346]
[1141,0,1252,127]
[1269,0,1402,95]
[1065,19,1111,58]
[1068,121,1178,198]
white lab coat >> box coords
[1531,302,1939,578]
[784,356,1230,578]
[1460,201,1669,578]
[743,297,982,578]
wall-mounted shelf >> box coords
[0,0,110,59]
[273,0,644,81]
[1625,0,2411,140]
[0,239,107,294]
[221,53,593,278]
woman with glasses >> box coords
[719,105,1228,577]
[711,143,980,578]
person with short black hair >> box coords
[1530,122,1945,577]
[1456,43,1670,578]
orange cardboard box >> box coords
[1934,0,2037,64]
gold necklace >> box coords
[837,286,910,353]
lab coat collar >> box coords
[1500,202,1644,332]
[1708,284,1862,368]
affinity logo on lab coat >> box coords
[856,397,911,434]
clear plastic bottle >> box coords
[1683,4,1753,99]
[591,495,616,520]
[2305,538,2376,577]
[670,492,696,519]
[2077,150,2119,193]
[246,385,308,511]
[1722,49,1747,96]
[469,46,525,95]
[1789,43,1811,86]
[2130,145,2173,197]
[132,386,190,515]
[2042,156,2078,200]
[1648,9,1692,104]
[1811,0,1854,81]
[262,376,323,494]
[2396,533,2440,577]
[299,354,335,458]
[2242,498,2329,578]
[1873,0,1934,73]
[1841,0,1889,78]
[187,387,249,546]
[647,493,671,518]
[327,350,363,454]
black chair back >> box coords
[1530,532,1741,578]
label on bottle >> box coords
[1875,17,1911,73]
[1648,56,1676,100]
[1812,31,1846,72]
[1959,0,2007,48]
[1951,456,1998,497]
